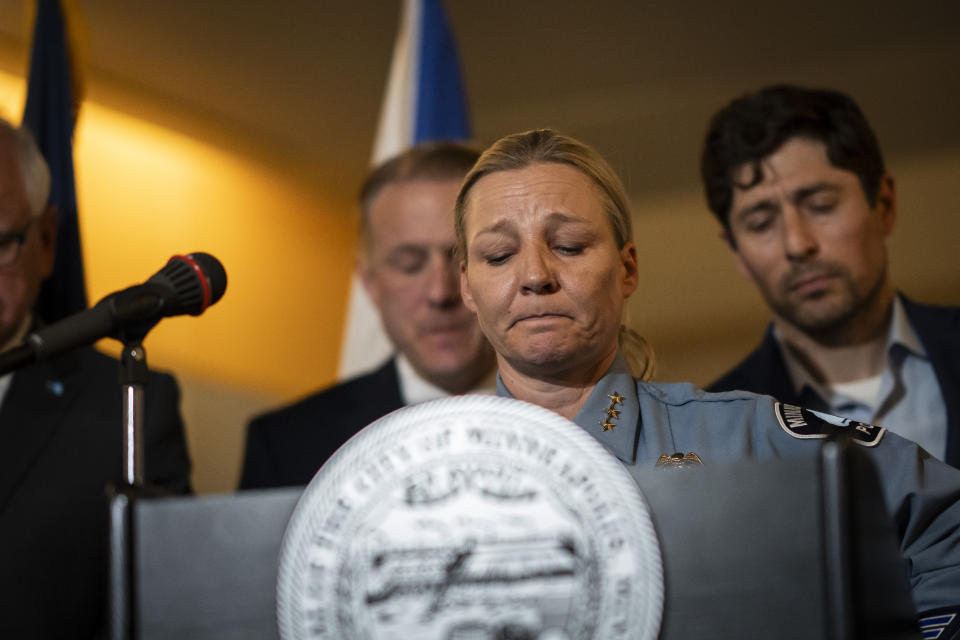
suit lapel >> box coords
[751,326,802,404]
[903,298,960,466]
[0,352,84,512]
[379,357,405,411]
[936,341,960,466]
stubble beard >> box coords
[767,263,888,342]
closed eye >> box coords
[746,220,772,233]
[485,252,512,265]
[742,214,774,233]
[386,247,429,274]
[735,200,778,234]
[554,245,584,256]
[795,184,841,215]
[806,200,837,214]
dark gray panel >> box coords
[135,488,302,640]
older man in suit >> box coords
[240,142,496,489]
[0,117,192,639]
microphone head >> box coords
[149,252,228,315]
[187,252,228,307]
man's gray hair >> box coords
[0,116,51,217]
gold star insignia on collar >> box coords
[600,391,624,433]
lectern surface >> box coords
[135,487,301,640]
[131,449,917,640]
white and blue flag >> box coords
[339,0,471,379]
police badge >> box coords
[655,452,704,470]
[276,395,664,640]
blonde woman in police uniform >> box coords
[455,128,960,636]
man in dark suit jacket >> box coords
[709,298,960,466]
[241,358,402,488]
[701,85,959,467]
[0,119,192,637]
[240,143,496,490]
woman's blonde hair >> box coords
[455,129,655,380]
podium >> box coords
[126,488,301,639]
[635,440,917,639]
[118,439,918,639]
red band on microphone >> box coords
[171,254,211,311]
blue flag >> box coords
[342,0,472,378]
[22,0,87,323]
[413,0,471,144]
[369,0,471,164]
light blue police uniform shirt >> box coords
[496,352,960,616]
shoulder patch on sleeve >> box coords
[774,402,886,447]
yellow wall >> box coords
[2,69,361,493]
[1,69,355,400]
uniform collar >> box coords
[495,352,639,464]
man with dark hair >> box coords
[702,85,960,467]
[0,118,192,638]
[240,142,496,489]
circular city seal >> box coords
[277,395,663,640]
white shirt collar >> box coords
[0,313,34,408]
[0,313,33,355]
[395,352,497,405]
[777,294,925,398]
[888,294,925,357]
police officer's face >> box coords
[726,138,895,335]
[0,135,55,349]
[460,162,638,381]
[360,178,493,391]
